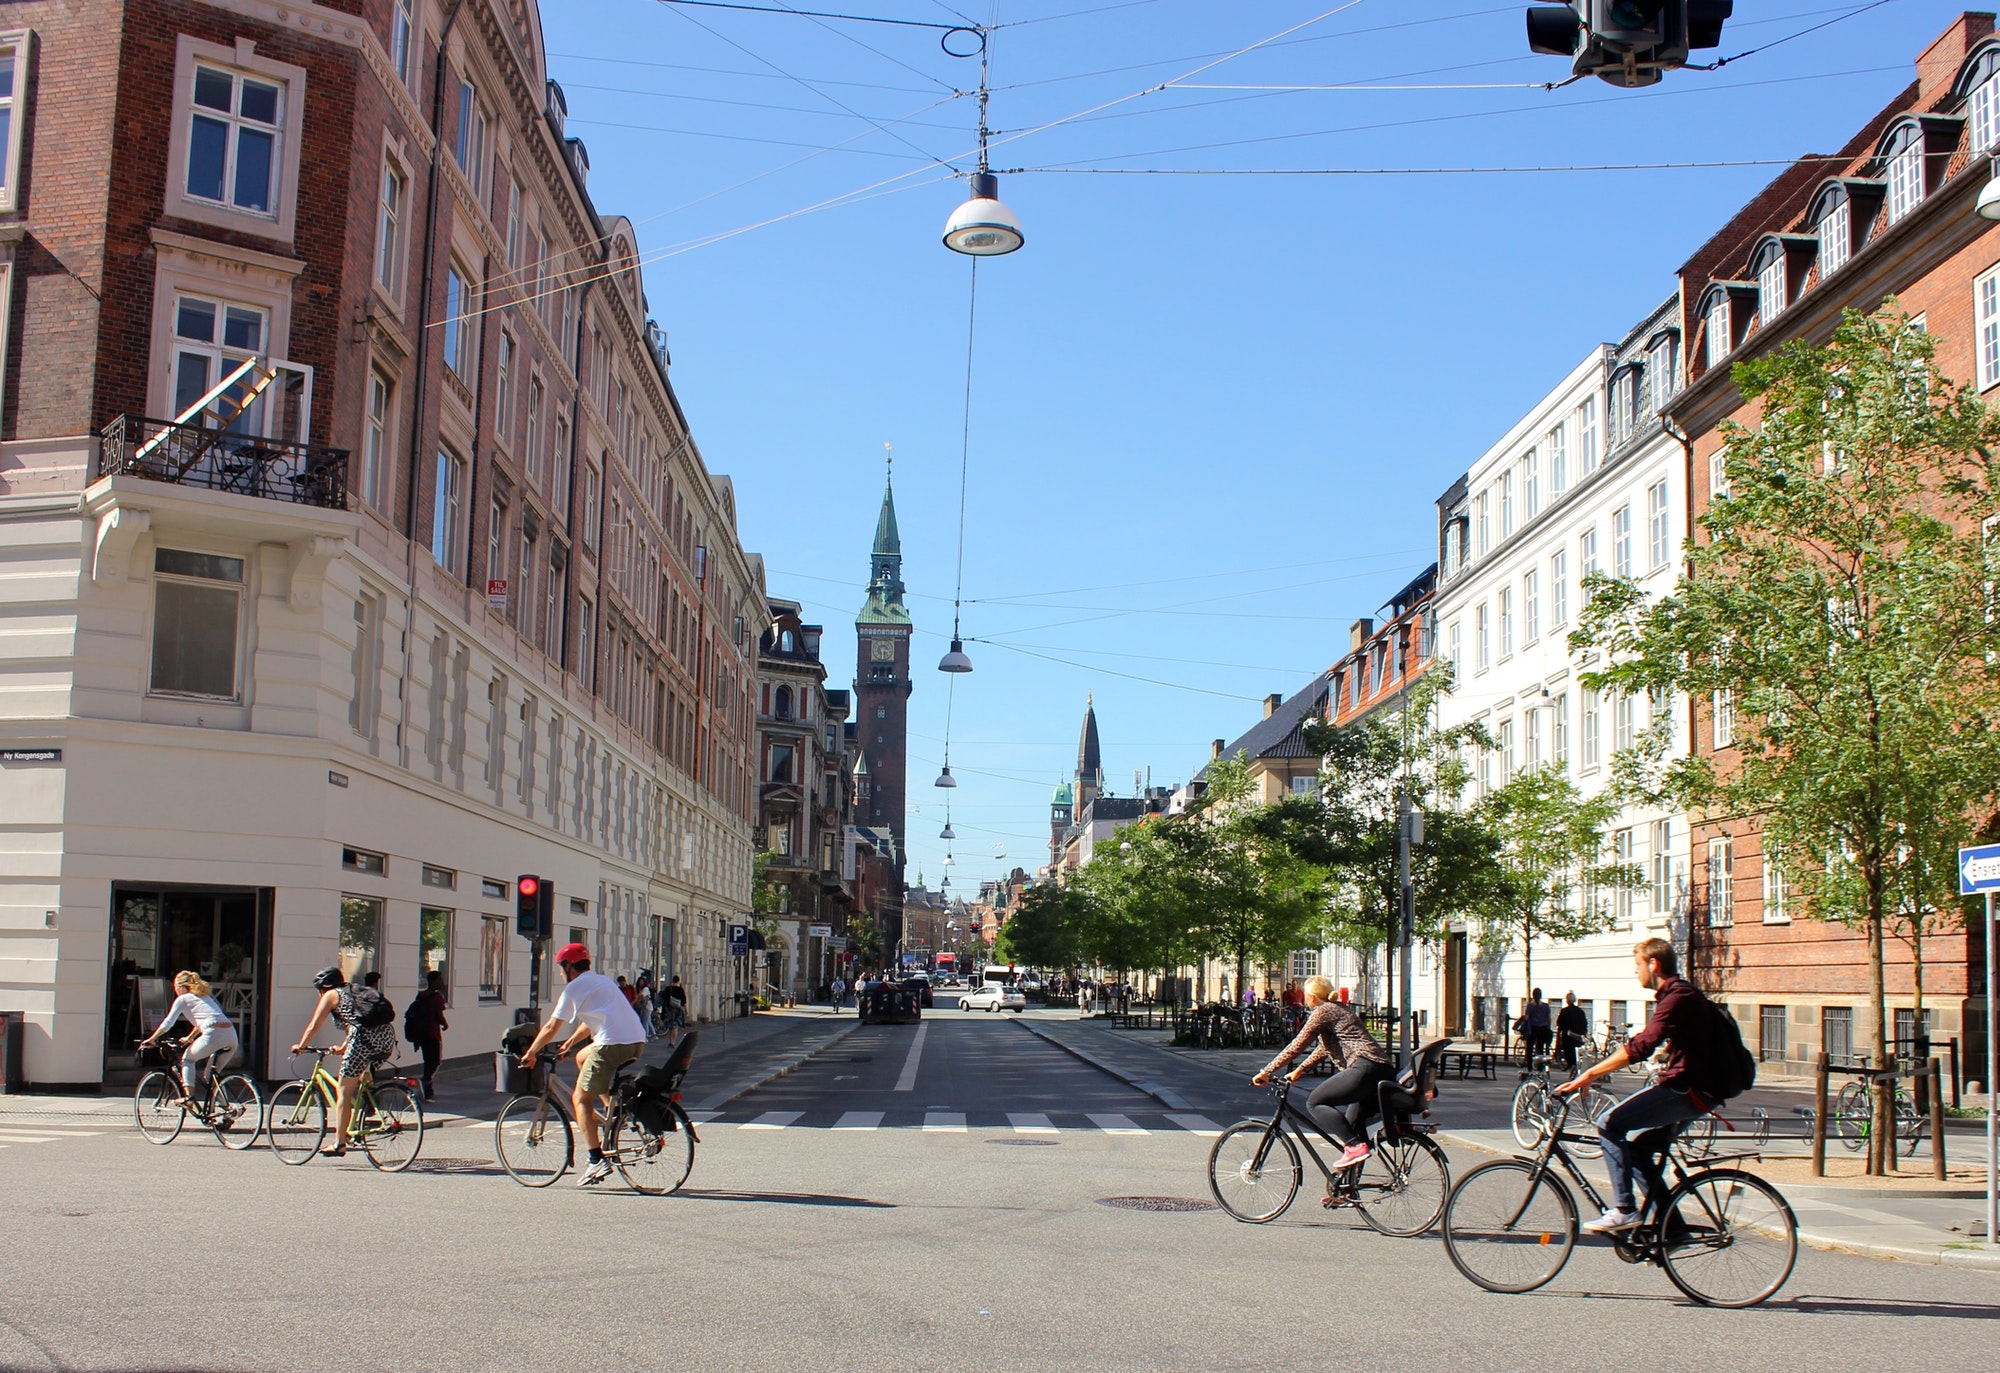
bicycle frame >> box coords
[1253,1084,1380,1188]
[1511,1099,1760,1243]
[292,1052,400,1135]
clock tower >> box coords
[855,469,911,879]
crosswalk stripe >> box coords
[923,1112,967,1132]
[834,1111,883,1131]
[686,1109,721,1124]
[0,1134,65,1144]
[741,1111,802,1130]
[1007,1112,1057,1134]
[0,1127,104,1138]
[1086,1113,1148,1136]
[1165,1113,1223,1137]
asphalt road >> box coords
[0,1002,1993,1372]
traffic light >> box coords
[1525,1,1731,88]
[516,874,554,941]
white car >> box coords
[960,983,1026,1013]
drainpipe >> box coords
[1663,408,1699,982]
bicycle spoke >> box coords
[133,1072,186,1145]
[357,1083,424,1172]
[1442,1160,1576,1294]
[266,1080,327,1165]
[209,1076,263,1150]
[1659,1169,1798,1308]
[495,1095,572,1186]
[1206,1123,1300,1223]
[1354,1134,1450,1238]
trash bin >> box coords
[0,1011,25,1094]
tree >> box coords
[1572,307,2000,1173]
[994,883,1088,971]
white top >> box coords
[549,970,647,1047]
[159,992,231,1035]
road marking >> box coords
[923,1112,967,1132]
[894,1023,930,1092]
[0,1133,67,1144]
[686,1109,722,1124]
[1165,1113,1223,1137]
[834,1111,883,1131]
[0,1127,104,1138]
[1087,1113,1149,1136]
[1007,1112,1058,1134]
[740,1111,803,1130]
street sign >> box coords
[727,924,749,957]
[1960,843,2000,895]
[807,923,832,937]
[828,937,847,951]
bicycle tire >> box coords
[133,1071,186,1145]
[266,1080,327,1164]
[1510,1082,1551,1150]
[1206,1122,1301,1223]
[627,1101,697,1194]
[606,1102,676,1194]
[495,1094,573,1185]
[1441,1159,1578,1294]
[1894,1095,1924,1158]
[208,1075,263,1150]
[1834,1082,1869,1152]
[357,1082,424,1172]
[1353,1132,1450,1238]
[1568,1087,1616,1161]
[1658,1168,1798,1308]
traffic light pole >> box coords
[530,939,544,1014]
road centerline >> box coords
[893,1022,929,1092]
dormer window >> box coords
[1813,184,1851,276]
[1703,289,1731,367]
[1963,43,2000,153]
[1751,240,1787,323]
[1647,333,1679,411]
[1882,122,1924,224]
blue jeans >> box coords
[1598,1085,1703,1213]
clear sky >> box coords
[538,0,1965,894]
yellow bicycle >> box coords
[267,1047,425,1171]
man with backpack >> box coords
[1557,937,1754,1234]
[403,971,448,1101]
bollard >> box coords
[1929,1057,1948,1181]
[1812,1051,1829,1178]
[1949,1037,1961,1110]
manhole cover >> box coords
[403,1157,501,1174]
[1096,1195,1219,1213]
[987,1138,1058,1147]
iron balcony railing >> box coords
[99,414,349,511]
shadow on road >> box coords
[671,1188,895,1209]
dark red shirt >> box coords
[1623,976,1717,1095]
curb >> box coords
[1011,1017,1192,1110]
[687,1019,861,1111]
[1437,1129,2000,1272]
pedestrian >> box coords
[1525,988,1554,1061]
[616,974,636,1006]
[663,975,688,1045]
[1078,980,1092,1019]
[402,970,448,1101]
[831,974,847,1010]
[634,972,657,1039]
[1556,992,1589,1072]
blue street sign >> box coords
[727,924,749,956]
[1959,843,2000,895]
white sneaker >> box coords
[577,1158,615,1187]
[1581,1208,1640,1235]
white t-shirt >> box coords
[160,992,231,1035]
[549,970,647,1047]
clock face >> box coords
[871,639,896,662]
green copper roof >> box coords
[1051,781,1073,805]
[859,473,909,625]
[873,478,901,557]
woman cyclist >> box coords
[139,971,237,1108]
[291,966,396,1157]
[1251,976,1394,1170]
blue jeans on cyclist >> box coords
[1599,1085,1704,1214]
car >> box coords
[904,975,935,1008]
[960,983,1026,1013]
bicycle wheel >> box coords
[1567,1087,1617,1161]
[606,1103,674,1195]
[619,1102,695,1194]
[1441,1159,1578,1294]
[266,1080,327,1164]
[1511,1082,1553,1150]
[208,1075,263,1150]
[133,1071,186,1145]
[1206,1123,1301,1223]
[495,1094,572,1185]
[1659,1168,1798,1308]
[1834,1082,1869,1152]
[357,1083,424,1172]
[1894,1095,1924,1158]
[1353,1132,1450,1238]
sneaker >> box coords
[577,1158,615,1188]
[1581,1208,1641,1235]
[422,1083,435,1102]
[1335,1141,1371,1169]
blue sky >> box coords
[539,1,1964,893]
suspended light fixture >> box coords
[938,637,974,673]
[943,852,956,866]
[943,172,1024,257]
[940,822,956,840]
[935,763,957,788]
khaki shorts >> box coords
[576,1040,643,1095]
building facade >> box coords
[0,0,762,1086]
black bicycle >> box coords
[133,1040,262,1150]
[1207,1041,1452,1237]
[1441,1094,1797,1307]
[495,1030,700,1193]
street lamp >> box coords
[940,822,956,840]
[1980,169,2000,220]
[935,764,956,788]
[943,171,1024,257]
[938,637,974,672]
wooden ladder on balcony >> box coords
[132,357,284,477]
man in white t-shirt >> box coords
[517,942,649,1186]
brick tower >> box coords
[855,470,911,876]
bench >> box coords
[1440,1040,1501,1080]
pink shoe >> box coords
[1336,1141,1371,1169]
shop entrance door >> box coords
[104,885,271,1083]
[1444,932,1468,1038]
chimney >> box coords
[1917,13,1994,103]
[1211,738,1225,760]
[1263,693,1282,719]
[1350,618,1374,653]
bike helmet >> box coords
[311,966,345,991]
[554,942,591,966]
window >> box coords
[443,264,474,378]
[1475,490,1490,557]
[506,175,524,270]
[341,846,386,874]
[1648,480,1669,570]
[0,39,25,209]
[496,331,514,443]
[1500,470,1514,539]
[1475,602,1489,674]
[1612,504,1632,578]
[350,592,381,738]
[1708,837,1733,926]
[1447,620,1461,681]
[1552,691,1569,767]
[1651,818,1674,917]
[769,743,794,782]
[578,596,594,687]
[150,548,244,699]
[375,159,405,293]
[1712,689,1734,749]
[1705,293,1731,367]
[1497,587,1512,660]
[1648,335,1678,411]
[1973,52,2000,153]
[479,914,507,1001]
[1523,569,1539,645]
[1758,1005,1785,1064]
[526,377,545,482]
[1290,774,1317,795]
[1550,549,1568,628]
[1884,124,1923,224]
[582,464,601,549]
[432,447,465,569]
[1762,854,1788,924]
[362,370,392,510]
[1578,396,1599,475]
[1524,708,1541,770]
[1581,688,1600,769]
[1613,830,1634,927]
[1709,451,1729,501]
[1978,266,2000,391]
[171,294,266,419]
[1822,1006,1853,1066]
[454,76,489,193]
[1754,244,1786,323]
[1497,718,1515,777]
[1816,188,1850,276]
[1290,950,1319,979]
[1523,453,1539,521]
[421,908,452,1002]
[517,527,536,633]
[1547,424,1567,495]
[547,557,566,661]
[1579,529,1599,605]
[339,894,383,981]
[186,63,283,215]
[487,493,505,582]
[1613,692,1635,753]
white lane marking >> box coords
[1166,1113,1223,1137]
[834,1111,883,1131]
[1007,1112,1057,1134]
[1087,1113,1149,1136]
[740,1111,803,1130]
[0,1127,104,1138]
[894,1023,930,1092]
[0,1133,67,1144]
[923,1112,967,1133]
[686,1110,722,1124]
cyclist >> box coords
[1250,976,1393,1170]
[139,970,237,1108]
[291,966,396,1158]
[515,942,649,1187]
[1557,937,1721,1233]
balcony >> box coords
[99,415,349,511]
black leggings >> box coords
[1307,1060,1395,1147]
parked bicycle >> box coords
[1833,1073,1925,1158]
[1207,1040,1452,1237]
[494,1029,699,1193]
[1441,1094,1797,1308]
[266,1048,425,1171]
[1510,1051,1618,1158]
[132,1041,262,1150]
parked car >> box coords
[960,983,1026,1013]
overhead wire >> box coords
[548,50,938,93]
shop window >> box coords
[479,914,506,1002]
[420,907,452,1004]
[339,894,383,980]
[150,548,243,700]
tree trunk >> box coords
[1867,895,1891,1177]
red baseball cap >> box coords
[555,942,591,965]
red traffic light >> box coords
[519,876,539,896]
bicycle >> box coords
[1441,1094,1798,1308]
[1207,1041,1453,1238]
[1510,1049,1618,1158]
[494,1031,699,1193]
[1833,1073,1925,1158]
[133,1040,262,1150]
[266,1048,425,1171]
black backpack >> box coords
[351,987,395,1029]
[403,995,432,1044]
[1703,999,1758,1101]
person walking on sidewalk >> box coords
[403,971,448,1100]
[634,973,657,1039]
[1555,992,1589,1072]
[1251,976,1394,1170]
[663,975,688,1045]
[515,943,649,1188]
